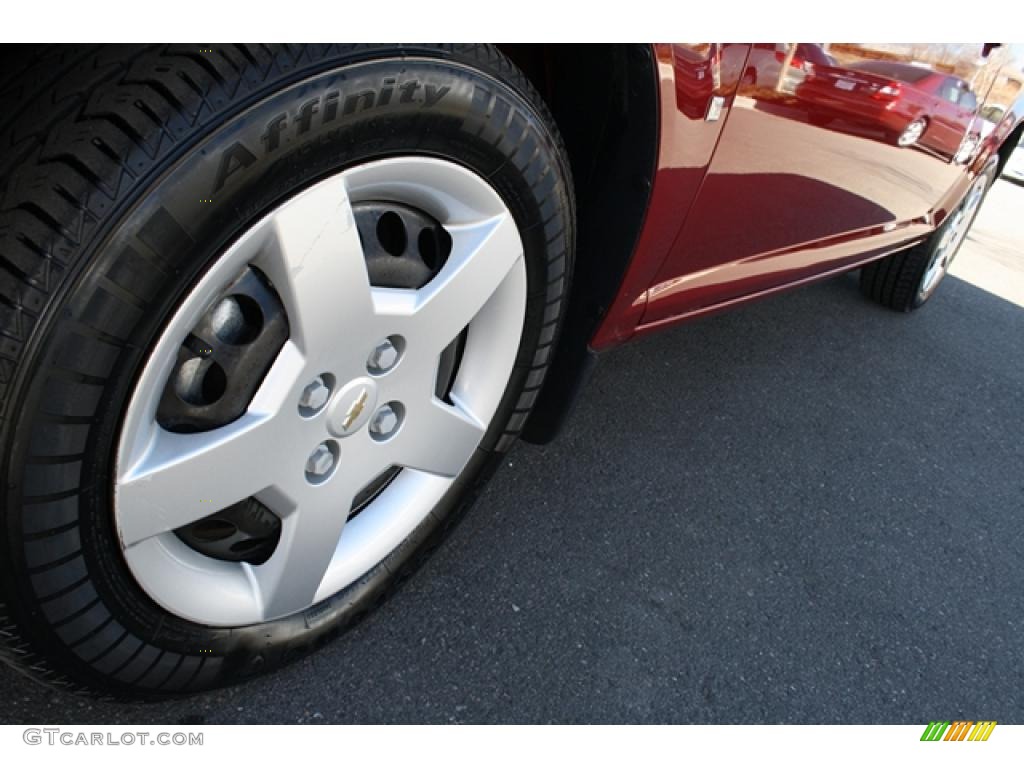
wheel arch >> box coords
[497,44,660,443]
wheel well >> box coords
[498,45,659,443]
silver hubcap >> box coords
[114,157,527,626]
[898,118,927,147]
[919,173,987,298]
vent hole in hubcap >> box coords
[376,210,408,256]
[190,518,237,541]
[212,294,264,345]
[174,357,227,406]
[355,201,452,289]
[156,266,289,434]
[175,497,282,565]
[418,226,452,272]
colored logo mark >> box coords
[920,721,996,742]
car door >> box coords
[927,75,977,158]
[638,43,995,328]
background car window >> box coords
[852,59,932,83]
[795,44,833,65]
[938,77,963,104]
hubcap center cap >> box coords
[326,377,379,437]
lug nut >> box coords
[306,443,335,478]
[367,338,400,374]
[369,404,401,439]
[299,376,331,412]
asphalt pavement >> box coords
[2,179,1023,725]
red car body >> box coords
[577,44,1024,352]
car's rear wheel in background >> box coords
[0,44,573,697]
[860,159,995,311]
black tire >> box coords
[0,44,574,698]
[859,159,996,312]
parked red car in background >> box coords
[0,43,1021,698]
[796,58,981,157]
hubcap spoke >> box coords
[117,341,305,548]
[254,178,376,363]
[251,494,351,620]
[117,412,283,548]
[251,433,383,619]
[374,213,523,354]
[388,395,486,477]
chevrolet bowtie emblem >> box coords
[341,388,369,432]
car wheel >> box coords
[897,116,929,147]
[0,44,573,697]
[860,159,994,311]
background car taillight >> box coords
[873,82,902,102]
[775,50,807,71]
